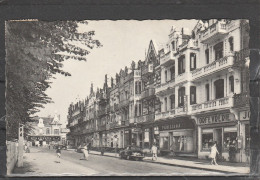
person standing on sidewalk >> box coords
[56,146,61,163]
[151,144,158,161]
[209,142,219,165]
[82,143,89,161]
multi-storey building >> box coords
[67,19,250,162]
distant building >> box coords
[28,113,69,146]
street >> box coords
[12,147,227,176]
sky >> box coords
[36,20,197,127]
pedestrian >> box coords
[209,142,219,165]
[151,144,158,161]
[56,147,61,163]
[48,144,51,150]
[82,143,89,160]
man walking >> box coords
[151,144,158,161]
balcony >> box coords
[155,78,175,96]
[175,106,187,116]
[109,120,129,129]
[97,107,110,117]
[141,88,155,99]
[134,114,155,123]
[190,97,234,114]
[175,72,190,85]
[119,99,129,108]
[142,64,154,76]
[97,124,106,131]
[200,21,228,44]
[178,40,199,51]
[155,109,175,121]
[191,54,234,81]
[160,51,175,67]
[233,92,249,108]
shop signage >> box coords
[239,110,250,121]
[159,119,194,131]
[198,113,235,125]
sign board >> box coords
[159,118,194,131]
[239,110,250,121]
[198,113,235,125]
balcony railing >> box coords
[233,92,249,107]
[178,40,198,51]
[141,88,155,99]
[190,97,233,113]
[175,72,190,84]
[155,78,175,95]
[160,51,175,66]
[191,54,234,80]
[134,114,155,123]
[155,109,175,121]
[201,21,228,44]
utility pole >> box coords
[17,123,24,167]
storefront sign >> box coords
[198,113,235,125]
[239,110,250,121]
[159,119,194,131]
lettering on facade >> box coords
[198,113,234,125]
[239,110,250,121]
[161,123,181,131]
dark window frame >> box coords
[190,86,197,105]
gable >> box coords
[145,40,158,64]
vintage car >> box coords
[53,144,67,150]
[119,145,145,161]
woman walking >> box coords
[209,142,219,165]
[82,143,89,161]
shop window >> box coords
[229,76,234,93]
[214,42,223,60]
[245,124,250,150]
[223,132,237,151]
[190,86,196,105]
[202,133,213,151]
[214,79,224,99]
[170,66,175,80]
[160,136,169,150]
[178,87,185,107]
[170,95,175,109]
[164,97,168,112]
[178,55,185,75]
[205,84,210,101]
[165,70,168,82]
[229,37,234,52]
[173,136,188,152]
[205,49,209,64]
[190,53,197,71]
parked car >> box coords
[75,145,83,153]
[53,144,67,150]
[119,145,145,161]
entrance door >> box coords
[215,128,222,155]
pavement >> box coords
[11,147,250,176]
[11,147,98,176]
[88,150,250,174]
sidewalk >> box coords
[11,147,98,176]
[89,150,250,174]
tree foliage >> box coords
[6,20,101,140]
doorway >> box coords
[215,128,222,155]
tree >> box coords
[5,20,101,140]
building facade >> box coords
[67,19,250,162]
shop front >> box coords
[130,126,143,148]
[157,117,196,156]
[107,129,124,148]
[197,110,240,162]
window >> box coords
[171,41,175,51]
[170,95,175,109]
[139,104,142,116]
[214,42,223,60]
[46,128,50,135]
[190,53,197,71]
[202,133,213,151]
[164,97,168,111]
[178,55,185,75]
[223,131,237,150]
[135,105,137,117]
[54,129,59,135]
[135,82,138,94]
[170,66,175,80]
[229,37,234,51]
[205,84,210,101]
[165,70,168,82]
[178,87,185,107]
[205,49,209,64]
[214,79,224,99]
[229,76,234,93]
[138,81,142,94]
[190,86,196,105]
